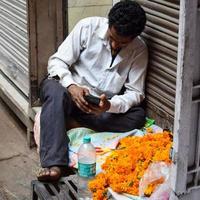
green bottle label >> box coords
[78,162,96,177]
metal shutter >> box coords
[0,0,29,96]
[135,0,180,128]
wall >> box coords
[68,0,112,32]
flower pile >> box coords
[88,130,173,200]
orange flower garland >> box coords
[88,130,172,200]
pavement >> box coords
[0,98,39,200]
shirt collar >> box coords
[96,19,139,51]
[96,20,109,41]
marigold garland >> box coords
[88,130,173,200]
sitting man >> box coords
[37,0,148,181]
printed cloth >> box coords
[68,125,162,173]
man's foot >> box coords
[37,166,62,182]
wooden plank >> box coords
[0,70,34,147]
[28,0,67,106]
[171,0,198,195]
[27,0,39,105]
[56,0,67,46]
[0,72,30,126]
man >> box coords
[38,0,148,181]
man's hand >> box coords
[67,84,91,113]
[68,85,110,114]
[88,94,111,115]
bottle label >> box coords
[78,162,96,177]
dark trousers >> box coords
[40,79,146,168]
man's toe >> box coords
[49,166,61,180]
[37,168,51,180]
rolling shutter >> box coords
[135,0,180,128]
[0,0,29,96]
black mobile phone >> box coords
[84,94,100,106]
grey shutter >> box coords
[135,0,180,129]
[0,0,29,96]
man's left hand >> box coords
[88,94,110,115]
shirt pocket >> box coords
[103,71,126,95]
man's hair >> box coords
[108,0,146,38]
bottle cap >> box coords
[83,135,91,143]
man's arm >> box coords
[47,19,88,88]
[107,45,148,113]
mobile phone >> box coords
[84,94,100,106]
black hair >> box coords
[108,0,146,38]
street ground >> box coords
[0,98,39,200]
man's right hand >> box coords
[67,84,91,113]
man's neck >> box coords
[111,48,121,57]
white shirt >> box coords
[48,17,148,113]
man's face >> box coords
[107,26,134,51]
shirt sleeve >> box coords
[47,19,88,88]
[107,45,148,113]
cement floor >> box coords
[0,98,39,200]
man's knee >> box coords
[40,79,69,103]
[128,106,146,129]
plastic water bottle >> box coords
[77,135,96,200]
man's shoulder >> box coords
[133,36,147,49]
[127,36,147,54]
[78,17,108,27]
